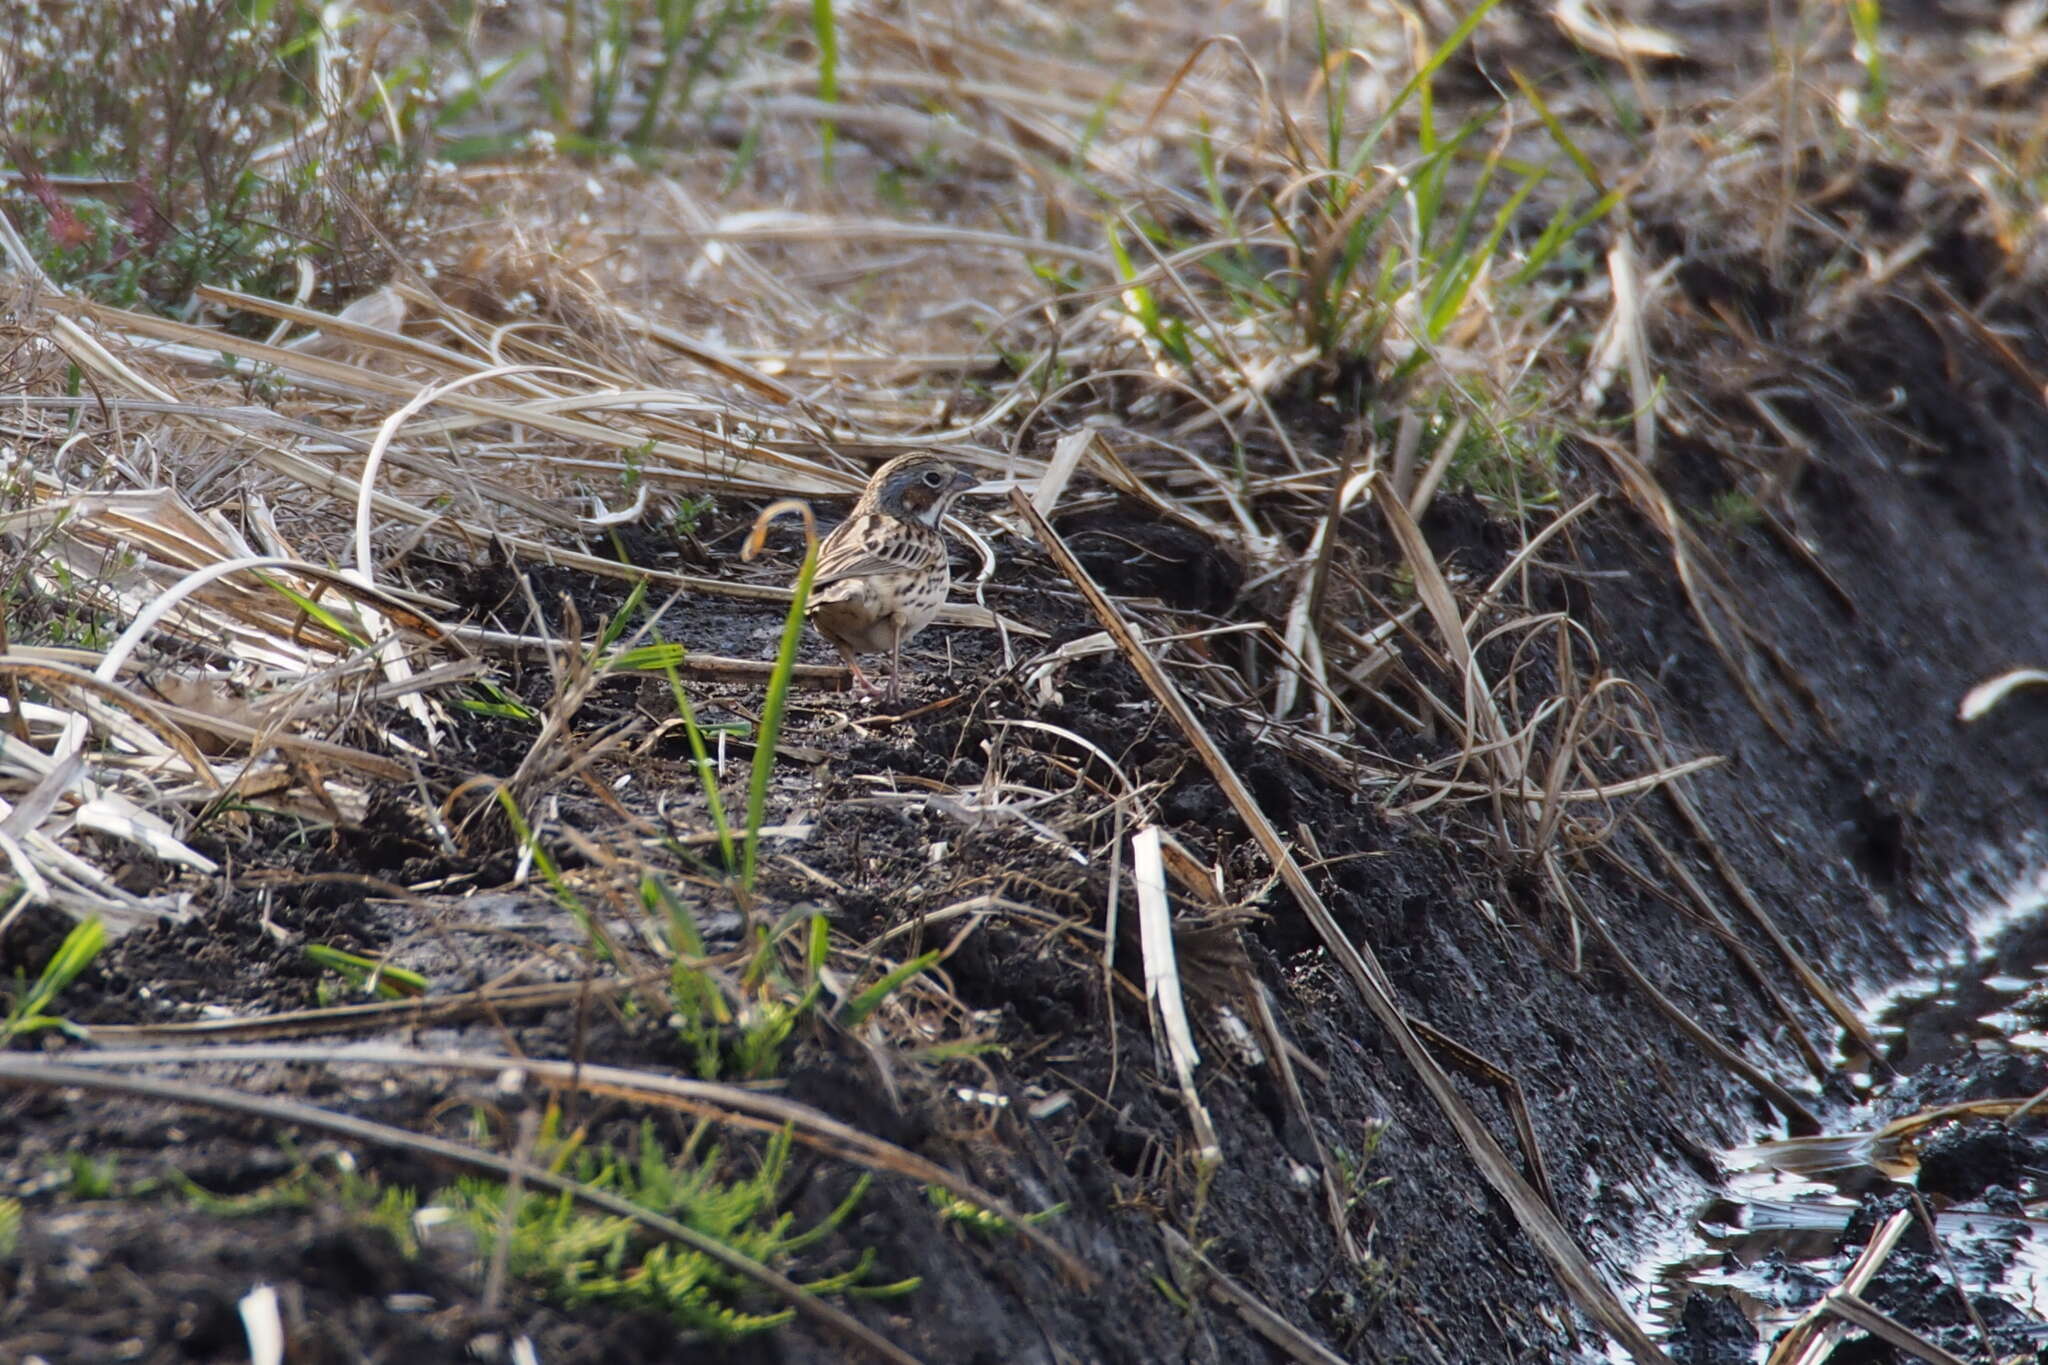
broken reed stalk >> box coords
[1404,1016,1561,1216]
[1766,1208,1912,1365]
[1655,754,1882,1060]
[1625,819,1830,1083]
[1543,854,1820,1135]
[1159,1225,1350,1365]
[1133,824,1222,1167]
[1011,489,1672,1365]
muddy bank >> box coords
[9,233,2048,1365]
[736,184,2048,1358]
[9,11,2048,1365]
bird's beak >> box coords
[951,469,983,494]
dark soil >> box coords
[12,19,2048,1365]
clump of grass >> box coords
[645,879,944,1082]
[445,1119,915,1333]
[1432,395,1566,511]
[0,0,432,312]
[652,496,820,896]
[671,493,716,538]
[520,0,778,157]
[190,1110,916,1340]
[1095,0,1620,507]
[641,497,950,1081]
[0,576,120,653]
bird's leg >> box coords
[886,634,906,705]
[835,642,880,695]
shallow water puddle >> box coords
[1628,865,2048,1362]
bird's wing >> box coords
[811,514,940,585]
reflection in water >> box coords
[1631,864,2048,1361]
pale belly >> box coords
[809,568,948,655]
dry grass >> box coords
[4,0,2046,1359]
[0,0,1697,934]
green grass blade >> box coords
[642,874,706,957]
[1849,0,1886,121]
[1407,109,1491,249]
[598,577,651,652]
[304,944,429,999]
[253,575,370,650]
[458,678,539,722]
[811,0,839,178]
[496,788,613,966]
[609,642,687,672]
[1425,170,1540,340]
[630,0,701,145]
[805,912,830,981]
[25,915,103,1016]
[742,540,817,889]
[1108,221,1193,368]
[1341,0,1505,177]
[1509,187,1623,286]
[840,950,940,1029]
[1314,0,1341,169]
[3,915,103,1042]
[662,663,737,874]
[745,904,818,992]
[1508,67,1604,194]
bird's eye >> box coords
[922,470,945,487]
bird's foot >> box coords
[840,655,887,698]
[881,664,917,706]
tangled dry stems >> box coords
[4,1,2045,1359]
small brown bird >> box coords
[807,452,979,702]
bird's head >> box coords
[865,452,981,527]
